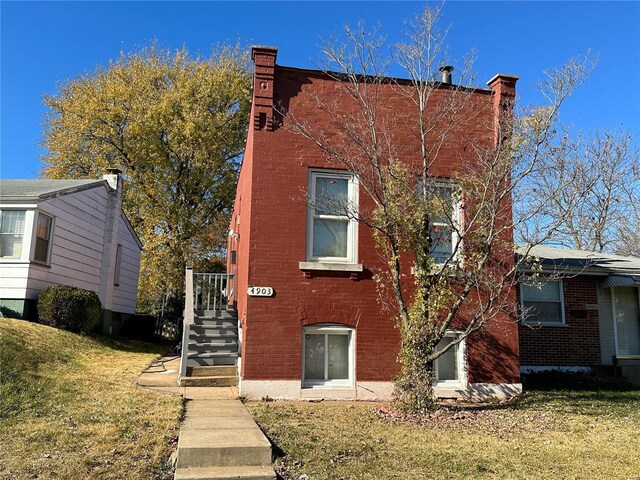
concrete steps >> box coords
[180,376,238,387]
[181,365,238,387]
[188,365,237,377]
[174,466,276,480]
[174,399,275,480]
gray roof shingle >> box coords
[517,244,640,276]
[0,179,106,201]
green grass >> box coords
[247,388,640,479]
[0,318,182,479]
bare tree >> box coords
[518,128,640,254]
[280,6,594,411]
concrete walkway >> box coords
[137,356,275,480]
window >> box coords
[418,179,461,264]
[520,279,565,325]
[303,325,354,387]
[33,213,53,264]
[307,170,358,263]
[433,333,465,386]
[0,210,26,259]
[113,244,123,286]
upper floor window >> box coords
[307,170,358,264]
[419,179,461,264]
[520,279,565,325]
[33,213,53,264]
[113,244,123,286]
[0,210,26,259]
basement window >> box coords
[302,325,354,388]
[433,333,466,387]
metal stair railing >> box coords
[193,273,234,312]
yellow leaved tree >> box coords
[41,43,251,314]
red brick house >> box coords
[211,46,523,402]
[518,245,640,384]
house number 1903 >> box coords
[248,286,274,297]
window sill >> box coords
[299,261,363,272]
[521,322,568,328]
[0,260,51,268]
[302,383,355,390]
[433,381,465,388]
[31,260,51,268]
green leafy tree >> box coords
[41,43,251,312]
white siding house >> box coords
[0,171,142,333]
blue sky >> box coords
[2,1,639,179]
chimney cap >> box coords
[251,46,278,59]
[486,73,520,87]
[438,65,454,73]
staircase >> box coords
[179,270,239,387]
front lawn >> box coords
[0,318,182,479]
[247,388,640,479]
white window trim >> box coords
[433,331,467,388]
[302,324,355,389]
[0,208,34,263]
[31,211,55,266]
[306,169,359,264]
[417,178,462,266]
[431,180,461,265]
[520,278,566,326]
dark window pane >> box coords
[315,177,348,216]
[429,225,453,263]
[34,238,49,263]
[313,219,348,258]
[304,334,325,380]
[524,301,563,323]
[327,334,349,380]
[435,337,458,381]
[522,281,561,302]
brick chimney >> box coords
[487,73,519,145]
[251,46,278,131]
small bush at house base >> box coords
[522,369,632,391]
[37,285,103,333]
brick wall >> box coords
[519,276,602,366]
[230,47,521,386]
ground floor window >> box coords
[433,333,465,386]
[520,279,565,325]
[303,325,354,387]
[0,210,25,259]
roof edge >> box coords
[276,64,495,95]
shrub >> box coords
[522,369,632,391]
[37,285,103,333]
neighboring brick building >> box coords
[518,245,640,381]
[227,46,523,401]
